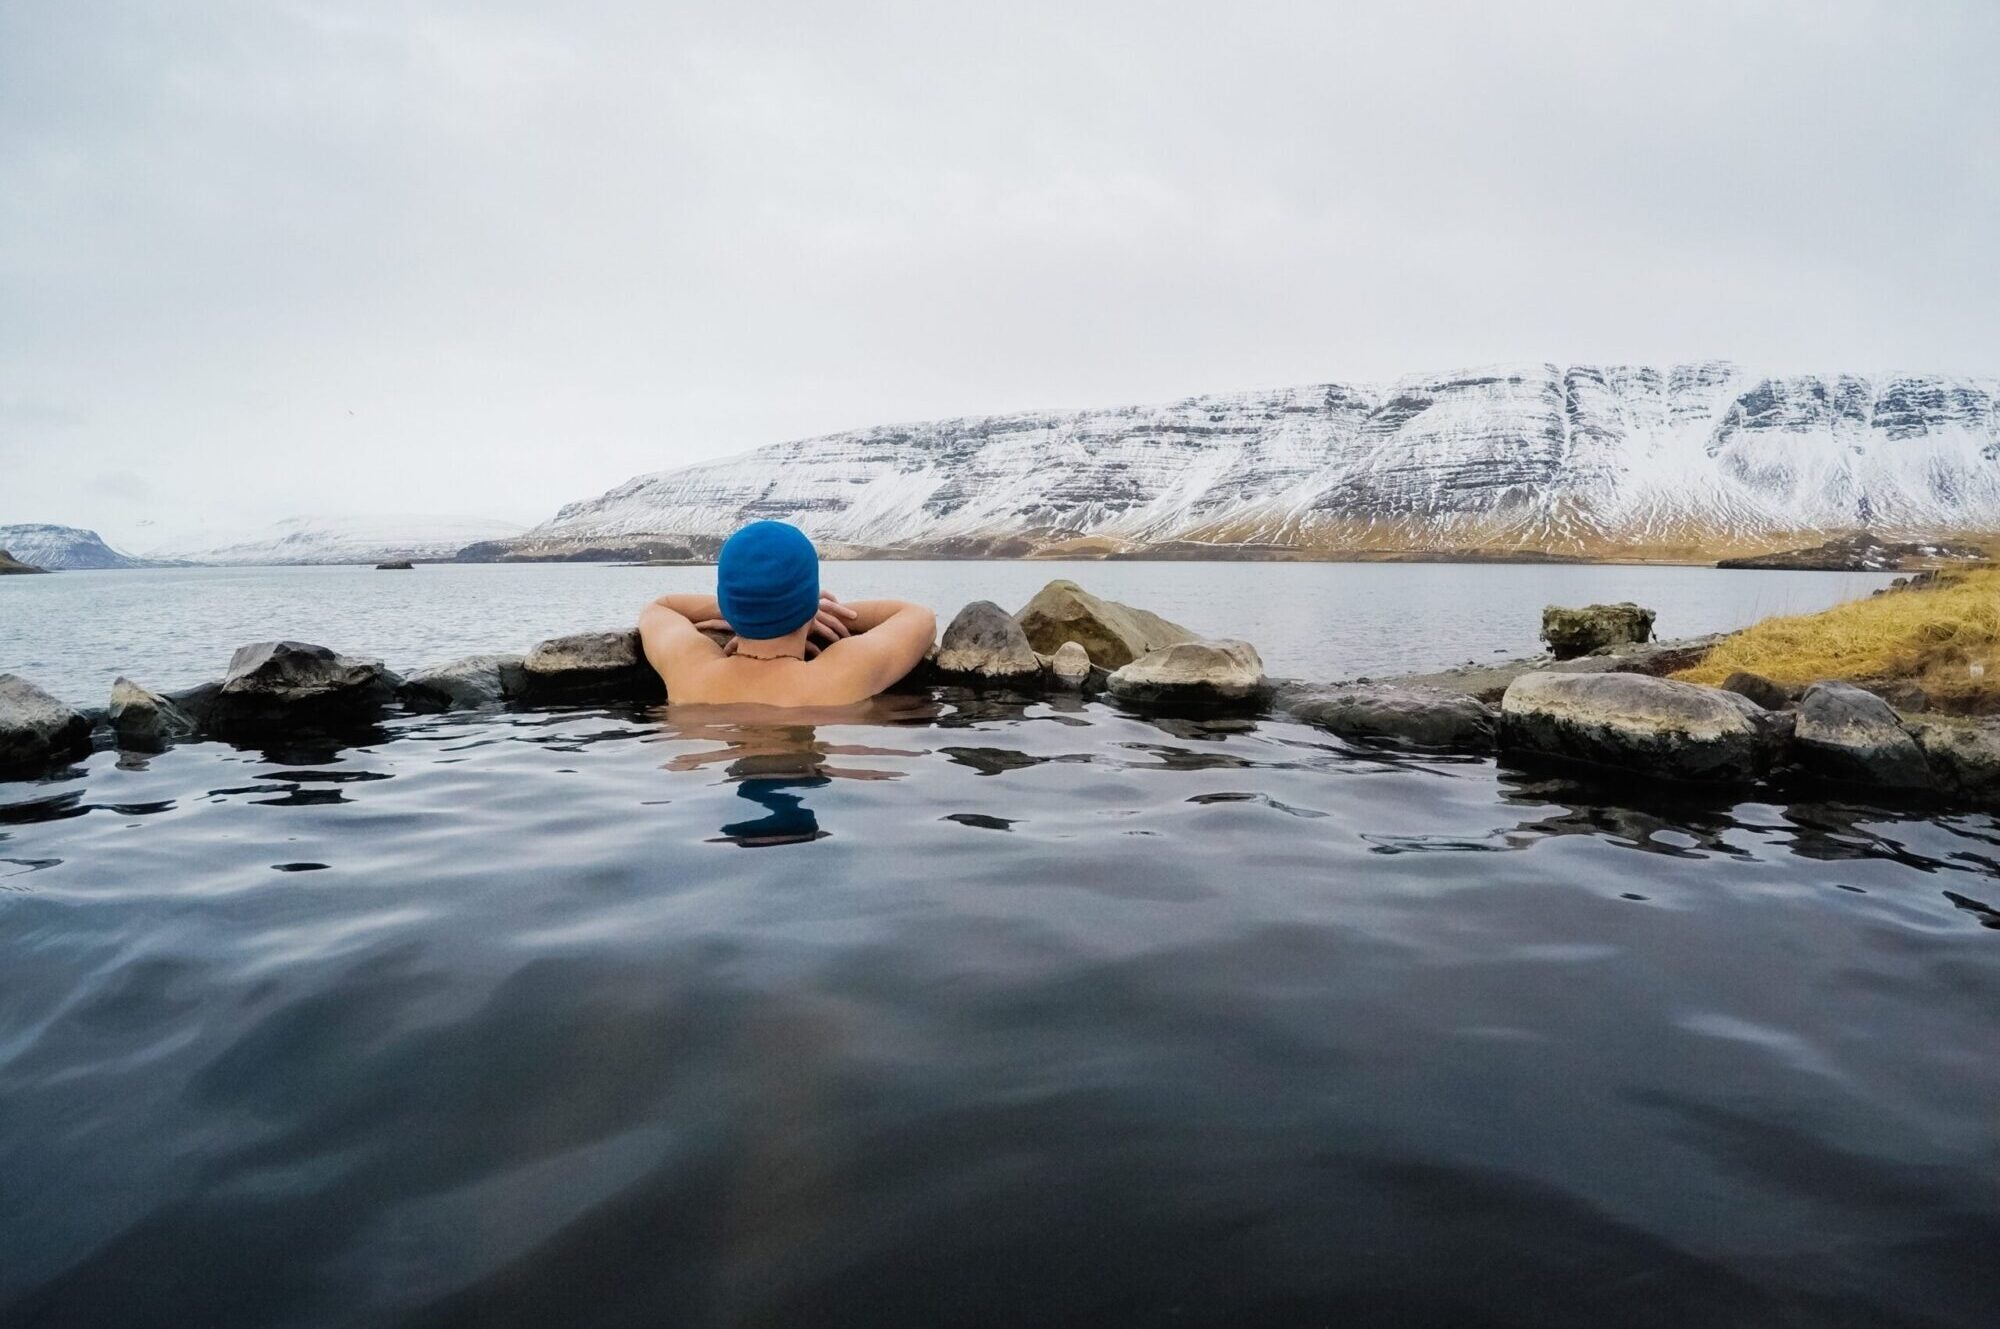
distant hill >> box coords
[147,514,528,566]
[0,524,156,570]
[513,362,2000,563]
[0,548,50,574]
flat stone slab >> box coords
[1108,639,1267,708]
[1499,670,1771,783]
[1283,682,1497,750]
[1377,635,1722,704]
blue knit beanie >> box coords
[717,521,820,640]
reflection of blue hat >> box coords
[717,521,820,640]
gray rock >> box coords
[210,641,398,730]
[1910,719,2000,801]
[1376,634,1722,705]
[401,654,528,711]
[1047,641,1092,690]
[0,674,92,773]
[164,680,224,728]
[1014,580,1195,670]
[1499,671,1770,783]
[1790,680,1932,790]
[1284,682,1497,750]
[1541,602,1656,660]
[1720,670,1797,710]
[107,676,196,749]
[937,601,1041,682]
[1107,639,1268,708]
[1856,679,1930,714]
[521,630,662,702]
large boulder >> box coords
[937,601,1042,683]
[1107,640,1267,708]
[1540,603,1656,660]
[1499,671,1770,783]
[107,677,197,750]
[0,674,92,773]
[1014,580,1195,670]
[520,630,662,702]
[1284,683,1497,751]
[1910,719,2000,802]
[210,641,398,730]
[1790,680,1932,790]
[401,654,528,711]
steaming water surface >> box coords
[2,564,1994,1327]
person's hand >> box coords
[691,616,739,655]
[809,593,859,647]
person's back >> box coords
[638,521,936,707]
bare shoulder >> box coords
[638,600,724,687]
[811,603,937,701]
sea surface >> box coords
[3,564,1996,1327]
[1,559,1899,705]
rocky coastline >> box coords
[1715,531,1991,572]
[5,578,1997,808]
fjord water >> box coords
[0,560,1898,704]
[3,566,1995,1327]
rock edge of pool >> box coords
[6,576,1999,809]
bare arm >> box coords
[812,600,937,698]
[638,595,725,686]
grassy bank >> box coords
[1676,568,2000,710]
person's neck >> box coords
[734,632,807,661]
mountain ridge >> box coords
[0,524,159,571]
[146,514,528,566]
[515,361,2000,563]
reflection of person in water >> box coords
[666,720,922,848]
[718,771,830,846]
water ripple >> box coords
[0,699,1993,1327]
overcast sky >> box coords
[4,0,1997,549]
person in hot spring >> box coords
[639,520,936,706]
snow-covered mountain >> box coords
[523,363,2000,561]
[149,515,528,566]
[0,524,158,570]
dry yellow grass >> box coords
[1676,568,2000,708]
